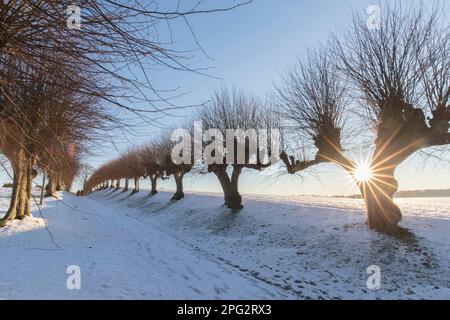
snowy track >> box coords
[0,191,292,299]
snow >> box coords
[1,187,449,299]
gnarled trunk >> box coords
[360,97,431,237]
[215,169,230,206]
[150,175,158,195]
[214,166,243,210]
[227,167,242,210]
[0,173,21,226]
[56,177,62,191]
[171,172,184,200]
[131,177,140,194]
[359,167,404,237]
[0,147,26,227]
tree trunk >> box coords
[56,176,65,191]
[110,180,114,189]
[56,178,61,191]
[0,147,26,227]
[227,167,243,210]
[171,172,184,200]
[0,172,21,226]
[24,157,34,217]
[16,171,27,220]
[214,169,231,206]
[122,179,129,192]
[131,177,140,194]
[150,175,158,195]
[114,179,120,191]
[358,97,429,238]
[359,167,405,237]
[213,167,243,209]
[45,174,57,197]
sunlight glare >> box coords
[354,163,373,183]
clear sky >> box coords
[3,0,449,195]
[80,0,450,195]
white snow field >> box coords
[1,187,449,299]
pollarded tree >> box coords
[84,163,110,193]
[122,148,146,194]
[58,153,82,192]
[107,159,123,191]
[279,4,449,237]
[140,143,165,196]
[196,87,280,209]
[84,159,121,194]
[0,53,107,225]
[115,154,131,192]
[0,120,28,222]
[157,132,193,201]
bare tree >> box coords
[0,49,110,225]
[156,132,193,200]
[279,4,449,237]
[197,87,280,209]
[123,148,146,194]
[140,143,166,196]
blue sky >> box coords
[3,0,449,195]
[82,0,450,195]
[87,0,448,196]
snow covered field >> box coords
[1,187,449,299]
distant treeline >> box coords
[338,189,450,199]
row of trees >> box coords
[87,3,449,238]
[85,87,279,209]
[0,1,250,227]
[85,137,189,200]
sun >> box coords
[353,162,373,183]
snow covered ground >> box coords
[1,187,449,299]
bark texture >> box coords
[150,175,158,195]
[171,173,185,200]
